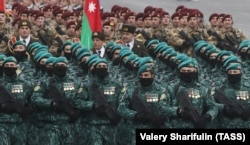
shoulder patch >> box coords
[34,85,40,91]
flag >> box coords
[0,0,5,13]
[81,0,102,48]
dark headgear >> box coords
[18,20,32,29]
[92,31,105,41]
[120,24,136,34]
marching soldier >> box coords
[30,56,85,144]
[213,14,248,54]
[0,56,33,145]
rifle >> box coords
[130,87,165,127]
[179,30,195,45]
[225,35,238,47]
[176,90,200,125]
[214,88,248,119]
[55,26,66,35]
[47,85,82,122]
[37,31,50,46]
[191,34,203,42]
[90,84,121,125]
[0,85,33,118]
[179,30,196,56]
[207,30,236,53]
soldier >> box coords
[53,9,66,35]
[213,14,248,54]
[208,13,219,32]
[32,12,56,48]
[135,12,144,31]
[0,56,33,145]
[0,10,12,52]
[30,56,85,144]
[214,63,250,128]
[171,13,210,57]
[60,41,73,61]
[103,21,117,43]
[0,54,6,78]
[117,64,171,144]
[169,58,220,128]
[151,12,164,41]
[120,24,148,57]
[87,58,122,145]
[142,13,153,38]
[124,11,136,25]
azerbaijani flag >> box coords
[81,0,102,48]
[0,0,5,13]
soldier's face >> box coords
[0,13,6,24]
[136,18,144,27]
[228,70,241,75]
[127,16,136,25]
[210,17,218,26]
[140,71,154,79]
[223,18,233,28]
[56,14,63,23]
[172,17,179,27]
[93,38,104,49]
[143,17,152,27]
[35,17,45,26]
[4,62,17,68]
[54,62,67,67]
[179,16,188,26]
[152,17,161,27]
[14,45,26,52]
[162,15,170,25]
[64,45,71,54]
[209,53,218,60]
[60,0,69,7]
[103,26,113,36]
[188,17,198,28]
[66,25,76,36]
[121,32,133,43]
[180,67,195,73]
[18,26,31,39]
[96,63,107,69]
[112,50,120,59]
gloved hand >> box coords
[195,114,211,128]
[92,103,106,116]
[177,107,192,120]
[0,32,4,39]
[134,111,148,123]
[223,105,239,118]
[240,109,250,121]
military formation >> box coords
[0,0,250,145]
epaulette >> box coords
[78,82,84,93]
